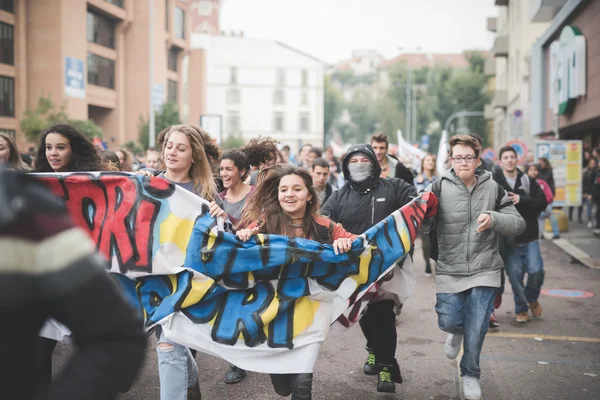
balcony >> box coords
[495,0,509,5]
[493,36,509,58]
[484,58,496,76]
[487,17,497,33]
[530,0,567,22]
[493,90,508,109]
[484,104,495,120]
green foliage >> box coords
[138,102,182,150]
[122,140,144,157]
[324,76,343,136]
[221,135,246,150]
[20,96,103,142]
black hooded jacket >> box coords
[321,144,417,235]
[492,167,547,244]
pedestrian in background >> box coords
[588,160,600,235]
[414,153,438,277]
[427,135,525,400]
[526,164,555,239]
[370,133,415,183]
[310,157,335,205]
[583,158,598,228]
[244,136,279,185]
[116,148,134,172]
[0,132,29,171]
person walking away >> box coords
[310,158,335,205]
[370,133,415,183]
[493,146,547,323]
[526,164,555,238]
[138,125,227,400]
[426,135,525,400]
[588,160,600,235]
[237,165,356,400]
[0,167,146,400]
[321,144,416,393]
[414,153,438,276]
[538,157,560,238]
[582,158,597,228]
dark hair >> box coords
[526,163,539,174]
[370,133,389,149]
[298,144,313,155]
[100,150,121,171]
[20,153,32,167]
[34,124,104,172]
[498,146,517,159]
[220,149,251,180]
[240,164,320,237]
[538,157,552,170]
[282,145,291,152]
[309,147,323,157]
[243,136,278,167]
[469,134,484,146]
[449,134,481,158]
[147,146,158,153]
[311,157,330,170]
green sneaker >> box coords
[377,367,396,393]
[363,350,379,375]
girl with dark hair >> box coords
[34,124,104,172]
[116,149,134,172]
[536,157,560,238]
[0,132,29,171]
[237,164,356,400]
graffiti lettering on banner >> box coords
[34,172,438,373]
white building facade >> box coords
[191,34,325,153]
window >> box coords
[0,129,15,137]
[168,47,178,71]
[0,0,13,13]
[0,76,14,117]
[87,11,116,49]
[227,88,240,104]
[165,0,169,31]
[167,79,177,103]
[230,67,237,84]
[301,91,308,105]
[104,0,124,7]
[87,53,115,89]
[227,113,240,133]
[301,70,308,87]
[0,22,13,65]
[299,113,310,133]
[273,90,285,105]
[174,7,185,39]
[276,69,285,86]
[273,112,285,132]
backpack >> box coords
[429,179,510,261]
[537,178,554,204]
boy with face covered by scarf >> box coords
[321,144,416,393]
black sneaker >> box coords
[270,374,293,397]
[425,263,432,277]
[225,365,247,384]
[377,367,396,393]
[187,379,202,400]
[363,349,379,375]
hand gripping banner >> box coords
[35,172,438,373]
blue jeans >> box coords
[538,205,560,237]
[157,331,199,400]
[504,241,545,314]
[435,286,496,379]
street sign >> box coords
[421,135,430,150]
[64,56,85,99]
[535,140,582,207]
[506,139,528,164]
[481,147,497,161]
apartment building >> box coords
[4,0,197,150]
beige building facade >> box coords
[3,0,205,150]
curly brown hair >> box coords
[239,164,320,237]
[242,136,278,168]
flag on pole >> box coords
[437,130,449,175]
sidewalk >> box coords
[545,219,600,269]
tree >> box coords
[138,101,181,150]
[221,135,246,149]
[324,76,344,136]
[20,96,103,142]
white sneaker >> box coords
[445,333,463,360]
[462,376,481,400]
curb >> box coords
[548,236,600,270]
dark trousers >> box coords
[595,199,600,228]
[359,300,397,366]
[34,337,57,388]
[569,205,583,222]
[270,373,312,400]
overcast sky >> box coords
[220,0,498,64]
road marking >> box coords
[487,332,600,343]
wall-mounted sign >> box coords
[511,109,523,137]
[64,57,85,99]
[535,140,582,207]
[549,26,586,115]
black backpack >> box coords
[429,179,510,261]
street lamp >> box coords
[398,46,422,144]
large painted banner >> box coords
[35,172,437,373]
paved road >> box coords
[52,239,600,399]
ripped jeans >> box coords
[157,331,199,400]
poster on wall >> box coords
[535,140,582,207]
[64,57,85,99]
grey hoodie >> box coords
[426,168,525,277]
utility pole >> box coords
[149,0,156,148]
[412,85,417,144]
[405,68,412,144]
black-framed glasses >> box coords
[452,156,476,163]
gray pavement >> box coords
[52,239,600,399]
